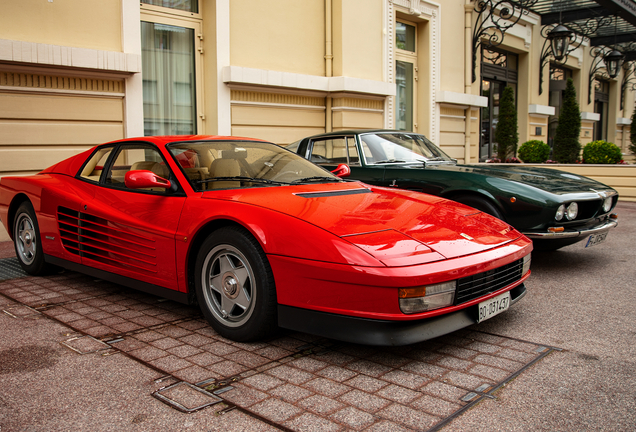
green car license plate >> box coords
[477,291,510,323]
[585,232,608,248]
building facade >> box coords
[1,0,635,239]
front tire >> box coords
[194,226,277,342]
[13,201,54,275]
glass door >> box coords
[395,21,417,132]
[140,13,203,136]
[480,80,504,160]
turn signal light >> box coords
[610,213,618,219]
[548,227,565,233]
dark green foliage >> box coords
[582,140,623,164]
[494,86,518,161]
[552,78,581,163]
[630,109,636,156]
[518,140,550,163]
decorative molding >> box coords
[528,104,555,116]
[223,66,395,97]
[437,90,488,108]
[617,117,631,125]
[389,0,440,142]
[581,111,601,121]
[0,39,140,74]
[0,71,124,94]
[231,90,324,107]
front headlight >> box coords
[399,281,456,314]
[555,204,565,221]
[566,202,578,220]
[602,197,612,213]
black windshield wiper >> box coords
[196,176,291,186]
[372,159,406,164]
[290,176,340,184]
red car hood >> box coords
[203,182,522,264]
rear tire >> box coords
[13,201,55,275]
[453,195,504,221]
[194,226,277,342]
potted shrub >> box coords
[518,140,550,163]
[553,78,582,163]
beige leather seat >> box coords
[209,158,241,189]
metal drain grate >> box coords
[0,258,27,281]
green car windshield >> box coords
[360,133,455,165]
[167,140,341,191]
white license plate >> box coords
[477,291,510,323]
[585,232,608,248]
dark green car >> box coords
[288,130,618,251]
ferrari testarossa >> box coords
[0,136,532,346]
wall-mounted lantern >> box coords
[604,49,625,79]
[547,24,573,61]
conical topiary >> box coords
[494,85,518,161]
[629,106,636,156]
[553,78,582,163]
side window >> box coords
[310,137,359,165]
[105,145,172,193]
[79,147,115,182]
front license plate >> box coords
[585,232,608,248]
[477,291,510,323]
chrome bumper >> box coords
[523,219,618,240]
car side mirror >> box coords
[125,170,171,189]
[331,163,351,178]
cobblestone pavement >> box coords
[0,258,555,432]
[1,201,634,431]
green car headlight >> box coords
[555,204,565,221]
[603,197,612,213]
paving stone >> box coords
[149,355,194,373]
[303,378,351,398]
[316,365,358,382]
[410,394,463,417]
[253,345,293,361]
[421,380,471,401]
[111,321,143,333]
[268,383,313,403]
[289,356,329,372]
[172,364,215,383]
[344,374,389,392]
[221,382,269,407]
[187,351,223,367]
[242,374,284,391]
[157,325,193,338]
[167,344,203,358]
[498,347,538,363]
[346,360,392,377]
[206,360,249,378]
[129,315,165,327]
[330,406,376,430]
[463,341,502,354]
[310,350,355,366]
[250,398,303,423]
[338,389,391,413]
[225,351,270,368]
[401,361,447,379]
[366,352,412,368]
[128,346,169,362]
[203,341,241,356]
[132,330,165,342]
[381,370,428,390]
[435,356,473,371]
[376,384,421,404]
[267,364,314,385]
[298,394,345,416]
[285,412,344,432]
[109,338,147,352]
[472,353,525,372]
[362,419,413,432]
[83,325,116,338]
[436,345,479,359]
[378,403,439,430]
[469,363,510,381]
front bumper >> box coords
[278,283,527,346]
[522,218,617,240]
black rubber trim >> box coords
[278,283,527,346]
[294,189,371,198]
[44,254,189,304]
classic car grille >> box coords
[454,258,524,305]
[57,206,157,274]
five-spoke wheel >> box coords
[195,226,277,341]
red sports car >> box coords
[0,136,532,345]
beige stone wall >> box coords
[0,0,122,52]
[0,70,125,177]
[229,0,326,77]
